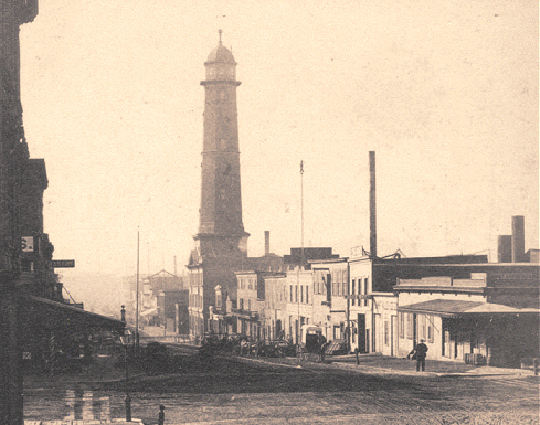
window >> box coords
[406,313,413,340]
[247,299,251,311]
[295,285,298,302]
[239,298,244,310]
[306,286,309,304]
[384,320,389,345]
[364,278,369,307]
[427,315,434,343]
[290,286,293,302]
[300,286,304,303]
[351,279,356,306]
[399,312,404,339]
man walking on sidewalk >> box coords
[410,339,428,372]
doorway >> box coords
[391,315,398,357]
[357,313,366,353]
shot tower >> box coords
[188,32,252,340]
[195,30,249,258]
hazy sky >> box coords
[19,0,538,280]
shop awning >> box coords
[398,299,540,318]
[21,295,125,332]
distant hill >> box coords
[59,272,127,319]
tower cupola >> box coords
[204,30,236,82]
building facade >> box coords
[263,273,287,341]
[348,254,489,354]
[1,4,124,421]
[394,269,539,368]
[310,258,348,343]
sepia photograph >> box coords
[1,0,538,423]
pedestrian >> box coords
[410,339,428,371]
[317,335,327,362]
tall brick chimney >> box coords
[264,231,270,256]
[369,151,377,258]
[511,215,525,263]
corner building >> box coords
[188,32,283,341]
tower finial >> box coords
[219,29,223,45]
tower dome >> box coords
[205,30,236,64]
[203,30,238,82]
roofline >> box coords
[23,295,125,329]
[394,286,485,294]
[378,262,539,267]
[308,257,349,264]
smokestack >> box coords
[497,235,511,263]
[511,215,525,263]
[174,255,178,276]
[369,151,377,258]
[264,231,270,256]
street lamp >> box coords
[119,331,132,422]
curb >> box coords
[232,354,535,379]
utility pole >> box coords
[300,160,304,265]
[297,161,304,359]
[136,231,140,352]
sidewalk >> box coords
[327,353,537,378]
[234,351,537,379]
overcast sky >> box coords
[19,0,538,282]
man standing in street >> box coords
[410,339,428,372]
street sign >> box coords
[22,236,34,252]
[344,295,371,300]
[52,259,75,268]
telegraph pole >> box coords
[297,161,304,359]
[136,231,140,351]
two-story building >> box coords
[310,257,349,343]
[232,270,265,340]
[263,273,287,341]
[348,254,489,354]
[283,265,314,345]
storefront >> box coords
[20,295,125,372]
[398,299,539,367]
